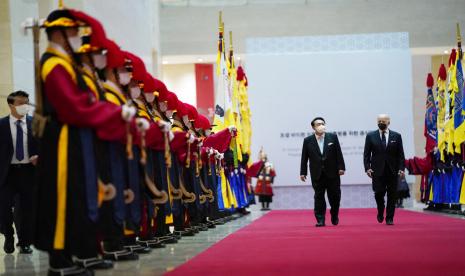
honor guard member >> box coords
[35,9,136,275]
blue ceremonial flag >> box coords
[425,73,437,153]
[454,57,465,148]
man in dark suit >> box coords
[363,114,405,225]
[300,117,345,227]
[0,90,38,254]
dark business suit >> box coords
[0,115,38,246]
[363,129,405,221]
[300,132,345,223]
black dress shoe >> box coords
[386,219,394,225]
[48,266,94,276]
[103,249,139,261]
[315,221,325,227]
[3,235,14,254]
[75,258,113,270]
[19,245,33,254]
[124,244,151,254]
[377,214,384,223]
[331,216,339,226]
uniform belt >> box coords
[10,163,33,169]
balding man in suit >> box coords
[363,114,405,225]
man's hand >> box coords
[300,175,307,182]
[121,104,136,122]
[157,120,171,133]
[30,155,38,166]
[338,170,345,176]
[398,170,405,177]
[366,169,374,178]
[135,118,150,133]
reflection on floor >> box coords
[0,210,264,276]
[1,205,464,275]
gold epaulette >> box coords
[41,56,76,83]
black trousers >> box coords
[0,164,35,246]
[372,167,398,220]
[312,172,341,223]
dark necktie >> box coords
[381,131,387,150]
[16,120,24,161]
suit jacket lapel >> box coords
[26,116,33,154]
[386,131,393,150]
[311,135,322,156]
[5,116,13,151]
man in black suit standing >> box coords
[0,91,38,254]
[300,117,345,227]
[363,114,405,225]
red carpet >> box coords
[167,209,465,276]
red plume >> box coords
[104,39,125,69]
[237,66,245,81]
[143,73,156,93]
[438,64,447,81]
[184,103,198,121]
[166,91,179,111]
[449,49,457,67]
[123,52,146,81]
[426,73,434,87]
[70,10,107,48]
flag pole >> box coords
[457,23,462,60]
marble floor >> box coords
[0,209,264,276]
[1,205,464,276]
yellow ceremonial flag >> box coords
[445,52,458,155]
[212,20,228,133]
[436,64,447,161]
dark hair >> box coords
[311,117,325,127]
[7,90,29,105]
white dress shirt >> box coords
[379,129,389,147]
[10,115,29,164]
[315,133,325,154]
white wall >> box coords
[81,0,161,76]
[160,0,465,56]
[8,0,38,104]
[162,64,197,106]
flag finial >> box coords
[219,11,223,32]
[457,22,462,43]
[58,0,64,9]
[229,31,233,49]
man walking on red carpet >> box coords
[300,117,345,227]
[363,114,405,225]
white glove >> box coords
[208,148,214,156]
[135,118,150,132]
[188,134,196,144]
[168,131,174,141]
[228,125,237,133]
[198,141,203,148]
[234,169,238,174]
[158,120,171,133]
[240,168,246,174]
[121,104,136,122]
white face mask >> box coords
[118,72,131,86]
[316,125,326,134]
[15,104,30,117]
[67,35,82,52]
[165,110,173,118]
[159,101,167,112]
[144,92,155,103]
[130,86,141,99]
[183,115,191,127]
[92,54,107,69]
